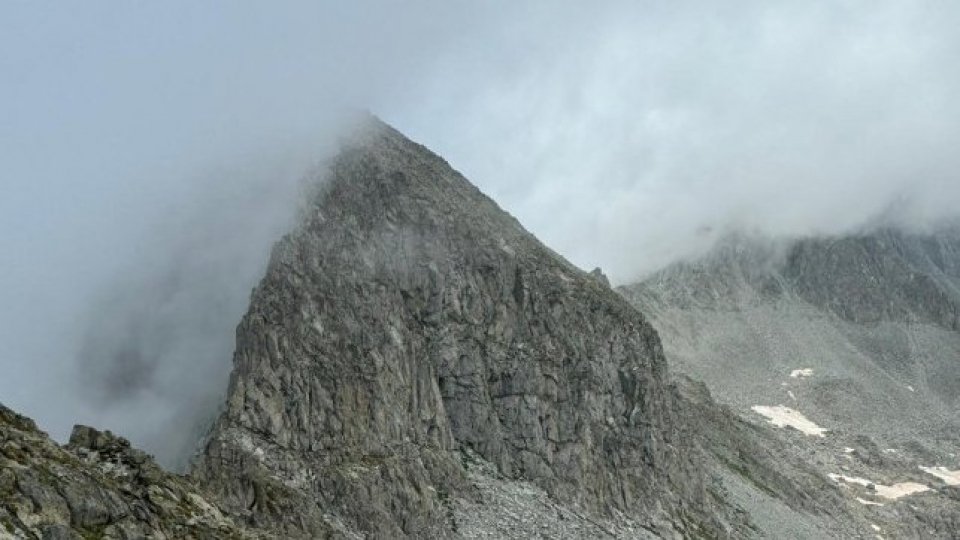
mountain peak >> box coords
[191,121,739,537]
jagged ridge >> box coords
[0,404,257,539]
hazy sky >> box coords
[2,1,959,465]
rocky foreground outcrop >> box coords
[190,116,754,537]
[0,404,255,539]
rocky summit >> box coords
[191,116,741,538]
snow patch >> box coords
[857,498,884,507]
[828,473,930,500]
[751,405,827,437]
[919,466,960,486]
[790,368,813,378]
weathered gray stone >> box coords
[191,116,742,537]
[8,117,935,539]
[0,403,261,539]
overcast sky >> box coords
[2,1,959,465]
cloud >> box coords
[69,153,320,467]
[384,1,960,281]
[2,1,959,465]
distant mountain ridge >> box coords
[622,227,960,536]
[631,227,960,328]
[785,228,960,328]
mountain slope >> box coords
[5,117,931,538]
[621,230,960,536]
[190,116,749,538]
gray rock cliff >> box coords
[191,117,740,537]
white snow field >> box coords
[751,405,827,437]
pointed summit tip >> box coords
[314,108,472,205]
[336,109,408,150]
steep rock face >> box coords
[193,117,730,537]
[0,404,256,539]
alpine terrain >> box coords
[622,229,960,537]
[2,117,956,538]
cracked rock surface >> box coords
[0,404,257,539]
[190,116,746,537]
